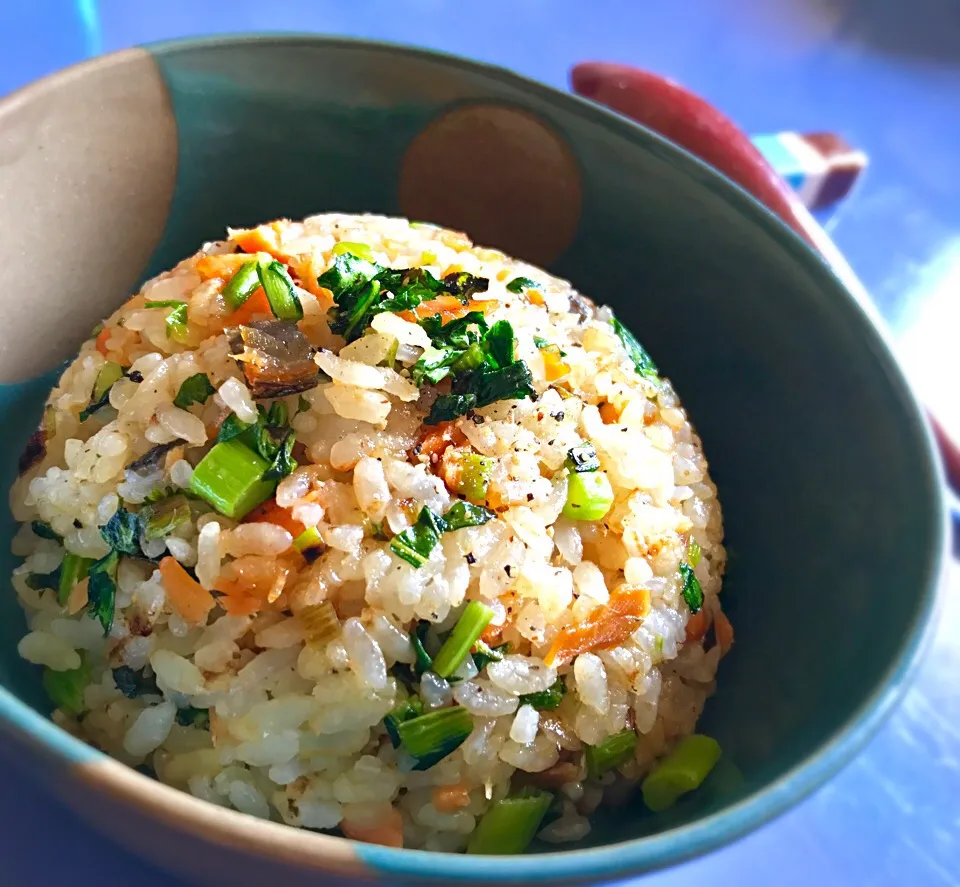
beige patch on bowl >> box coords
[0,49,177,383]
[398,103,581,267]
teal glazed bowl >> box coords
[0,35,946,886]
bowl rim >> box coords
[0,32,947,883]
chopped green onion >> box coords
[472,640,509,670]
[257,260,303,321]
[679,563,704,613]
[332,241,375,261]
[87,550,119,635]
[42,655,92,715]
[57,553,92,606]
[297,394,311,414]
[641,734,721,812]
[454,453,494,502]
[175,706,211,729]
[141,500,191,541]
[611,315,659,382]
[411,621,433,674]
[145,300,189,342]
[443,501,495,531]
[687,538,702,567]
[389,507,445,568]
[112,665,160,699]
[566,443,600,473]
[432,601,494,678]
[383,695,423,747]
[562,470,614,521]
[173,373,216,410]
[533,335,550,349]
[467,787,553,854]
[221,260,261,310]
[79,360,126,421]
[292,525,323,554]
[188,439,276,520]
[505,277,541,294]
[585,728,638,779]
[519,677,566,711]
[31,521,60,541]
[396,706,474,770]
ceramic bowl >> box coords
[0,35,945,887]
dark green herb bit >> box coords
[641,734,721,812]
[396,706,474,770]
[432,600,495,678]
[411,621,434,674]
[383,695,424,747]
[467,787,553,854]
[505,277,541,294]
[611,315,658,382]
[87,551,119,635]
[297,394,311,414]
[174,373,216,410]
[221,260,261,310]
[377,268,445,313]
[472,640,509,671]
[519,677,566,711]
[43,656,92,715]
[585,728,638,778]
[216,412,253,444]
[566,443,600,473]
[80,360,126,421]
[257,260,303,321]
[679,562,704,613]
[112,665,160,699]
[426,361,535,425]
[389,507,445,568]
[57,553,92,606]
[100,506,142,556]
[145,300,189,342]
[533,335,550,349]
[483,320,517,369]
[262,430,297,481]
[320,254,388,342]
[420,311,488,349]
[175,706,211,729]
[442,272,489,301]
[442,501,495,531]
[31,521,60,541]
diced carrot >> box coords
[480,624,503,645]
[415,421,468,462]
[159,556,216,625]
[95,327,112,356]
[341,805,404,848]
[195,253,259,281]
[218,593,262,618]
[526,289,545,307]
[599,401,620,424]
[244,497,307,538]
[684,609,710,643]
[544,586,650,667]
[541,345,571,382]
[232,221,292,261]
[396,296,494,324]
[432,783,472,813]
[225,287,272,326]
[715,609,735,654]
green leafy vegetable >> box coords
[257,260,303,321]
[442,272,489,301]
[31,521,60,541]
[43,656,92,715]
[420,311,488,349]
[396,706,474,770]
[112,665,160,699]
[188,439,276,520]
[641,734,721,812]
[389,507,445,568]
[443,501,495,531]
[519,677,566,711]
[262,430,297,481]
[566,443,600,473]
[411,621,434,674]
[87,550,119,635]
[80,361,125,421]
[505,277,541,294]
[217,412,253,444]
[585,728,638,778]
[432,600,495,678]
[57,553,91,606]
[679,563,704,613]
[425,357,535,425]
[384,695,424,747]
[472,640,509,671]
[221,260,261,310]
[174,373,216,410]
[611,316,658,382]
[99,507,141,556]
[483,320,517,369]
[145,300,189,342]
[175,706,211,729]
[467,787,553,854]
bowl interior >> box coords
[0,36,943,880]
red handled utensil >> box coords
[570,61,960,493]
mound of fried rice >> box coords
[10,214,729,852]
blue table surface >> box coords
[2,2,960,885]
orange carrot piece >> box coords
[599,401,620,424]
[715,610,735,654]
[415,422,468,462]
[218,593,262,618]
[396,296,494,324]
[526,289,546,307]
[226,287,272,326]
[244,497,307,538]
[684,609,710,643]
[479,624,503,646]
[341,806,404,848]
[541,345,571,382]
[159,556,216,625]
[544,587,650,667]
[606,585,652,619]
[432,783,472,813]
[232,222,291,260]
[95,327,112,356]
